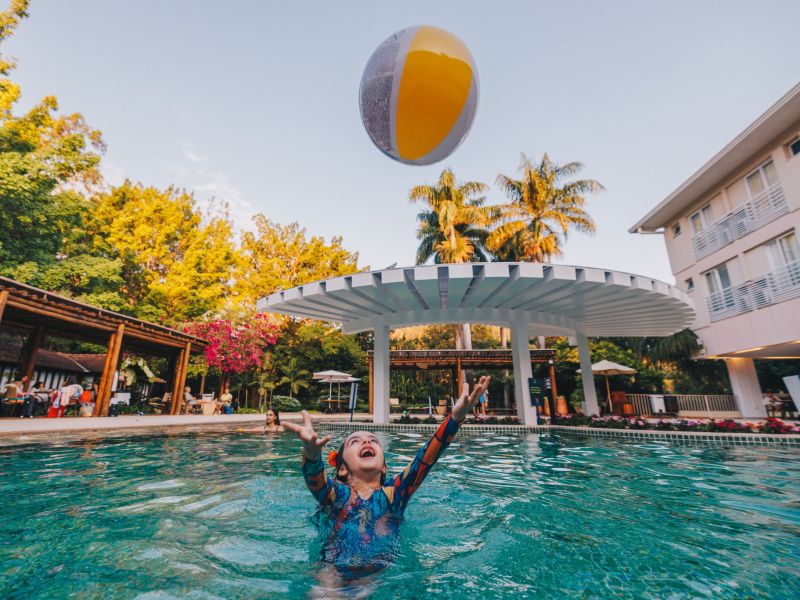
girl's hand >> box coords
[452,376,491,423]
[283,410,332,460]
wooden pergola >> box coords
[0,276,207,416]
[367,348,558,413]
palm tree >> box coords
[277,356,310,399]
[488,153,604,262]
[410,168,490,352]
[411,168,491,265]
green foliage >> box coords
[488,153,603,261]
[271,395,301,412]
[411,168,490,265]
[235,215,360,310]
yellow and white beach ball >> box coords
[359,25,479,166]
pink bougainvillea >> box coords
[184,314,280,375]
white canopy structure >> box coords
[258,263,695,424]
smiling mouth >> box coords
[359,447,376,458]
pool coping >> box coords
[318,422,800,446]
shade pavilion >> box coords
[258,262,695,425]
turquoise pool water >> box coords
[1,428,799,598]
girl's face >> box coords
[340,432,385,481]
[266,410,276,424]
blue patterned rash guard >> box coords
[301,414,461,574]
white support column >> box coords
[510,320,537,425]
[725,357,765,418]
[372,324,391,424]
[576,332,600,416]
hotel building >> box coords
[631,83,800,418]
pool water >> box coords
[1,428,799,599]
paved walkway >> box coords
[0,412,371,437]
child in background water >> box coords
[285,376,490,577]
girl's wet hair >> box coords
[332,434,387,485]
[266,407,281,425]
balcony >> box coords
[691,182,788,260]
[707,259,800,322]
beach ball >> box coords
[359,25,479,165]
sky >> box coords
[5,0,800,283]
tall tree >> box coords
[1,1,106,284]
[411,168,490,265]
[235,215,361,309]
[488,153,603,262]
[410,168,491,356]
[90,181,238,323]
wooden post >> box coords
[177,342,191,414]
[21,324,44,387]
[93,331,116,417]
[97,324,124,416]
[0,290,9,323]
[368,356,374,415]
[169,342,191,415]
[199,373,206,395]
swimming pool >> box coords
[1,427,798,598]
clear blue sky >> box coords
[6,0,800,283]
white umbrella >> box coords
[576,360,637,412]
[313,370,351,380]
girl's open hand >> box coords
[452,375,491,423]
[283,410,332,460]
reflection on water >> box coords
[0,429,799,598]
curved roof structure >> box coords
[258,262,695,337]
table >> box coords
[321,398,346,413]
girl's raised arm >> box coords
[284,411,343,505]
[387,376,490,511]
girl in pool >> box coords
[242,408,285,433]
[285,375,490,576]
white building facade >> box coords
[632,83,800,418]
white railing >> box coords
[626,394,738,415]
[691,183,788,260]
[706,259,800,322]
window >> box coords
[745,160,778,198]
[689,205,712,234]
[704,263,734,309]
[767,231,800,268]
[790,138,800,157]
[671,222,682,237]
[704,264,731,295]
[685,278,694,292]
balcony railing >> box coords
[626,394,739,415]
[691,183,788,260]
[706,259,800,322]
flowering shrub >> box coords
[184,314,280,375]
[759,418,797,434]
[552,414,800,435]
[395,415,520,425]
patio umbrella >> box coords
[312,370,351,380]
[577,360,637,412]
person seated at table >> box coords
[217,386,233,414]
[183,386,200,414]
[762,390,782,417]
[77,384,95,416]
[49,376,84,418]
[3,379,22,398]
